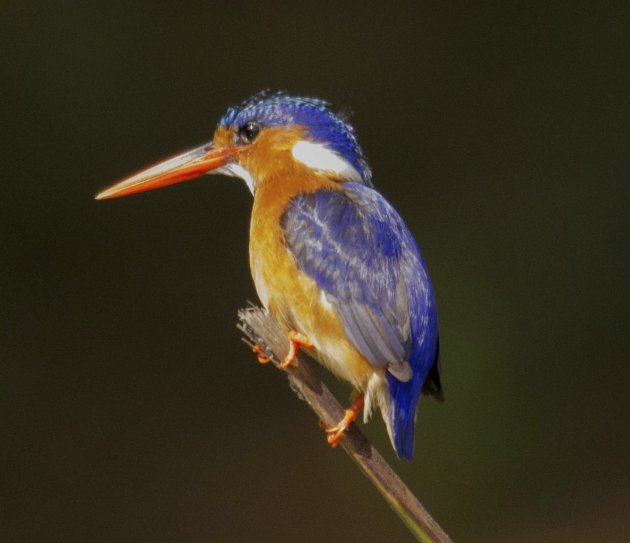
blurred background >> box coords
[2,2,629,542]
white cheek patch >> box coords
[291,140,362,183]
[214,163,256,195]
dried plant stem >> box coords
[238,306,453,543]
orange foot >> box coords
[278,330,314,369]
[252,343,271,364]
[322,394,365,448]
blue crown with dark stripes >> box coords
[219,91,372,186]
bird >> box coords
[96,91,442,459]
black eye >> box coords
[238,121,261,144]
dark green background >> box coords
[2,2,629,542]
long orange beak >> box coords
[95,143,241,200]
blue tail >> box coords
[387,375,421,460]
[387,337,441,460]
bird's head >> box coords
[96,92,372,200]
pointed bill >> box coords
[95,143,241,200]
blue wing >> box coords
[281,183,440,459]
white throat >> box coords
[214,163,256,195]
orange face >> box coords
[230,126,316,186]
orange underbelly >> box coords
[249,229,378,391]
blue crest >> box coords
[219,91,372,186]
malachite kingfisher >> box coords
[96,92,442,459]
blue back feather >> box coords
[281,183,439,459]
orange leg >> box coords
[322,394,365,448]
[252,344,271,364]
[277,330,314,369]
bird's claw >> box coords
[319,394,364,448]
[323,419,351,448]
[277,330,313,369]
[253,331,313,368]
[252,344,271,364]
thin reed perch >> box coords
[238,305,453,543]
